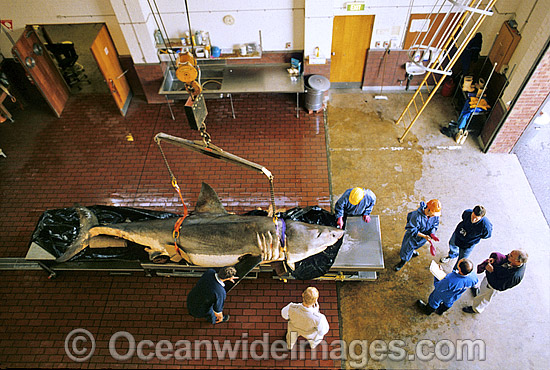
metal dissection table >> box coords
[6,216,384,281]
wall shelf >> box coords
[156,38,262,62]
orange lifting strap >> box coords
[171,178,188,258]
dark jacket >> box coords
[454,209,492,248]
[483,252,526,291]
[187,269,226,318]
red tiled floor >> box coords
[0,271,341,368]
[0,93,339,368]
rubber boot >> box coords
[394,259,406,271]
[416,300,436,315]
[435,304,451,315]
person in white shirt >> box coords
[281,287,329,350]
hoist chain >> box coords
[269,177,276,217]
[156,139,176,183]
[199,125,211,147]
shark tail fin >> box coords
[56,206,98,262]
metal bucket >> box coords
[305,75,330,111]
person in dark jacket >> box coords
[440,205,492,270]
[187,267,238,324]
[334,187,377,229]
[394,199,441,271]
[417,258,478,315]
[463,250,528,314]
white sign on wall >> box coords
[410,19,431,33]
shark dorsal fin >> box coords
[194,182,228,214]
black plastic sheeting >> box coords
[31,205,180,261]
[30,205,341,280]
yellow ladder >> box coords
[395,0,499,143]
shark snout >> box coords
[327,228,345,244]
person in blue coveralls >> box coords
[416,258,478,315]
[334,187,377,229]
[440,205,492,270]
[394,199,441,271]
[187,267,238,324]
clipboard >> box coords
[430,260,447,281]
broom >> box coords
[375,44,390,100]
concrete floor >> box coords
[513,120,550,226]
[328,91,550,369]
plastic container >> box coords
[441,77,456,97]
[211,46,221,58]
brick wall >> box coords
[227,51,302,65]
[488,46,550,153]
[0,93,340,368]
[134,63,166,104]
[119,56,145,97]
[303,62,331,81]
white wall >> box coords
[115,0,306,63]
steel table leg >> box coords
[229,94,236,119]
[165,96,175,120]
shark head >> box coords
[284,220,345,270]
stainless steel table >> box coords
[159,63,304,118]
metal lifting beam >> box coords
[154,133,273,180]
[154,132,277,214]
[395,0,499,143]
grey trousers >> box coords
[472,276,499,313]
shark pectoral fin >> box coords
[225,254,262,293]
[164,244,192,264]
[143,244,171,264]
[271,261,288,277]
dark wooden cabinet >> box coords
[488,21,521,74]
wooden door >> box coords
[90,25,132,116]
[12,25,70,117]
[330,15,374,83]
[488,22,521,74]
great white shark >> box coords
[57,183,345,271]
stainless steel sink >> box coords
[199,68,223,91]
[159,66,225,96]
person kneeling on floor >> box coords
[281,287,329,350]
[417,258,478,315]
[187,266,238,324]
